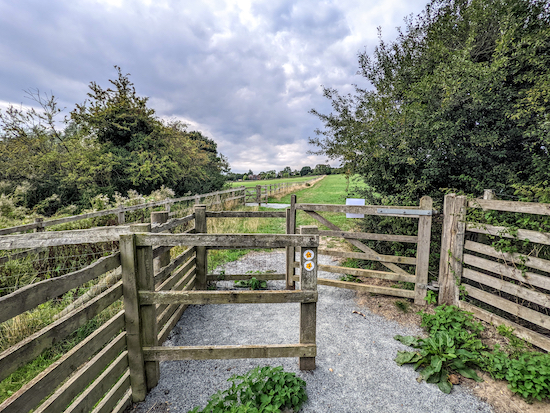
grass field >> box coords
[229,175,321,188]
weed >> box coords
[339,274,362,283]
[394,300,410,313]
[234,277,267,290]
[187,366,307,413]
[424,290,438,305]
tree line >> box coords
[225,164,341,181]
[0,68,229,218]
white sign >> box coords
[346,198,365,218]
[303,249,315,260]
[303,261,315,271]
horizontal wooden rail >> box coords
[0,281,123,383]
[154,247,194,285]
[468,199,550,216]
[206,211,286,218]
[463,253,550,290]
[0,311,125,413]
[318,278,416,298]
[0,226,131,250]
[151,214,195,233]
[135,233,319,248]
[319,229,418,243]
[318,264,415,283]
[139,290,318,305]
[0,222,40,236]
[466,223,550,246]
[0,252,120,324]
[463,268,550,308]
[459,301,550,352]
[296,203,431,217]
[91,372,131,413]
[143,344,316,361]
[207,273,286,281]
[464,240,550,275]
[464,284,550,330]
[318,248,416,265]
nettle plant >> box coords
[188,366,307,413]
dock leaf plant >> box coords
[187,366,307,413]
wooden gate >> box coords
[285,195,434,305]
[120,230,319,402]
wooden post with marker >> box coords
[299,225,317,370]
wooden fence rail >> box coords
[439,192,550,352]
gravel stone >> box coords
[129,251,493,413]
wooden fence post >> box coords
[256,185,261,206]
[286,195,297,290]
[165,203,171,213]
[299,225,317,370]
[117,208,126,225]
[151,211,170,275]
[34,217,44,233]
[194,205,207,290]
[414,196,433,305]
[438,194,467,306]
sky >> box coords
[0,0,428,174]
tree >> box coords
[313,164,331,175]
[300,166,312,176]
[310,0,550,205]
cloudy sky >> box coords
[0,0,427,173]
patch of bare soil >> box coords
[355,284,549,413]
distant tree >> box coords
[300,166,312,176]
[313,164,331,175]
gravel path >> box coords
[129,251,493,413]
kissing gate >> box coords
[120,226,319,401]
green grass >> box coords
[229,175,321,188]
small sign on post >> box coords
[346,198,365,218]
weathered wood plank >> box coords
[298,226,317,371]
[0,226,132,250]
[468,199,550,216]
[296,203,428,217]
[463,254,550,290]
[207,273,286,281]
[0,281,123,383]
[317,248,416,265]
[414,196,433,305]
[286,196,297,290]
[464,240,550,275]
[90,370,131,413]
[156,263,196,318]
[34,332,127,413]
[463,268,550,309]
[156,273,195,332]
[0,311,124,413]
[143,344,316,361]
[466,223,550,246]
[63,351,129,413]
[206,211,286,218]
[157,280,195,345]
[135,233,319,248]
[150,214,195,234]
[317,278,416,298]
[0,253,120,324]
[154,247,194,285]
[458,301,550,352]
[318,264,415,283]
[108,388,132,413]
[120,234,147,402]
[464,284,550,331]
[140,290,318,305]
[304,210,411,276]
[319,230,418,243]
[0,222,40,235]
[194,205,207,290]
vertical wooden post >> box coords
[165,203,171,213]
[286,195,297,290]
[117,208,126,225]
[151,211,170,275]
[194,204,207,290]
[484,189,495,200]
[195,194,200,205]
[438,194,467,306]
[299,225,317,370]
[414,196,433,305]
[133,223,159,390]
[256,185,261,206]
[121,226,146,401]
[34,217,44,232]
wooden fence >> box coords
[0,213,197,413]
[287,195,435,305]
[243,176,325,204]
[439,192,550,351]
